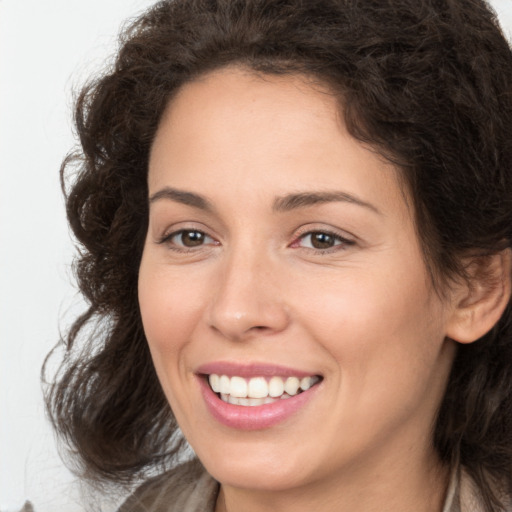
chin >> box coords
[193,438,321,491]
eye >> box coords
[293,230,354,251]
[161,229,216,249]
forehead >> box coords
[151,68,343,171]
[149,67,408,218]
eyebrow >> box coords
[149,187,215,212]
[149,187,380,215]
[272,191,381,214]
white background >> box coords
[1,1,512,511]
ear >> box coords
[446,249,512,344]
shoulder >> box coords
[117,458,218,512]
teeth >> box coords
[226,396,267,406]
[284,377,300,396]
[230,376,248,398]
[219,375,230,394]
[300,376,312,391]
[208,374,320,404]
[209,374,220,393]
[248,377,268,398]
[268,376,284,397]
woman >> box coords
[45,0,512,511]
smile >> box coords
[197,362,323,429]
[208,374,321,406]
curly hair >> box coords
[44,0,512,509]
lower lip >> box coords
[198,377,320,430]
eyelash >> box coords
[291,229,355,254]
[158,229,217,253]
[158,228,355,254]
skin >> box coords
[138,67,461,512]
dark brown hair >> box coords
[44,0,512,509]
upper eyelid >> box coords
[292,224,356,242]
[293,231,354,247]
[299,231,346,241]
[153,220,357,245]
[159,228,215,244]
[155,220,215,239]
[158,229,352,255]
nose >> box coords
[206,248,290,341]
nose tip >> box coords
[208,298,290,341]
[210,311,283,340]
[206,260,290,341]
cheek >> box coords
[137,257,213,428]
[297,270,434,339]
[293,253,447,388]
[298,270,450,444]
[138,258,208,368]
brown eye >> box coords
[295,231,354,251]
[162,229,216,249]
[309,232,336,249]
[179,230,205,247]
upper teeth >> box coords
[208,374,319,398]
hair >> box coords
[44,0,512,509]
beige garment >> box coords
[118,459,218,512]
[443,465,512,512]
[442,465,483,512]
[118,458,503,512]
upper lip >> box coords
[196,361,320,378]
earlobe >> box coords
[446,248,512,344]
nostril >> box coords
[207,290,290,340]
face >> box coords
[138,68,456,494]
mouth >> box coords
[205,374,322,406]
[197,364,324,429]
